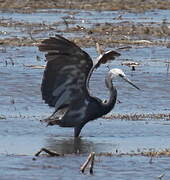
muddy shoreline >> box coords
[0,1,170,47]
[0,13,170,47]
[1,0,170,11]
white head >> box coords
[109,68,125,79]
[108,68,140,90]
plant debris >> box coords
[97,148,170,157]
[104,113,170,121]
[23,64,45,69]
[35,148,63,157]
[1,0,170,11]
[80,152,95,174]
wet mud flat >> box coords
[0,2,170,180]
[1,0,170,11]
[0,8,170,47]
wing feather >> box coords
[39,35,93,114]
[94,50,121,69]
[39,35,121,128]
[58,98,89,127]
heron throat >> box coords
[103,74,117,114]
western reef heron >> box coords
[38,35,139,137]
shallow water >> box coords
[1,8,170,39]
[1,154,169,180]
[0,8,170,180]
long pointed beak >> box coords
[121,76,140,90]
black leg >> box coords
[74,124,84,137]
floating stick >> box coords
[35,148,61,157]
[80,152,95,174]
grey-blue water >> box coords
[0,8,170,180]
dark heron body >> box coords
[38,35,139,137]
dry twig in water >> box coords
[96,42,103,55]
[80,152,95,174]
[23,64,45,69]
[89,152,95,174]
[157,173,165,180]
[35,148,61,157]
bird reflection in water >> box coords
[45,137,94,154]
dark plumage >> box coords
[38,35,139,137]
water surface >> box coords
[0,8,170,180]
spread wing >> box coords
[87,50,121,87]
[38,35,93,117]
[94,50,120,69]
[38,35,120,128]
